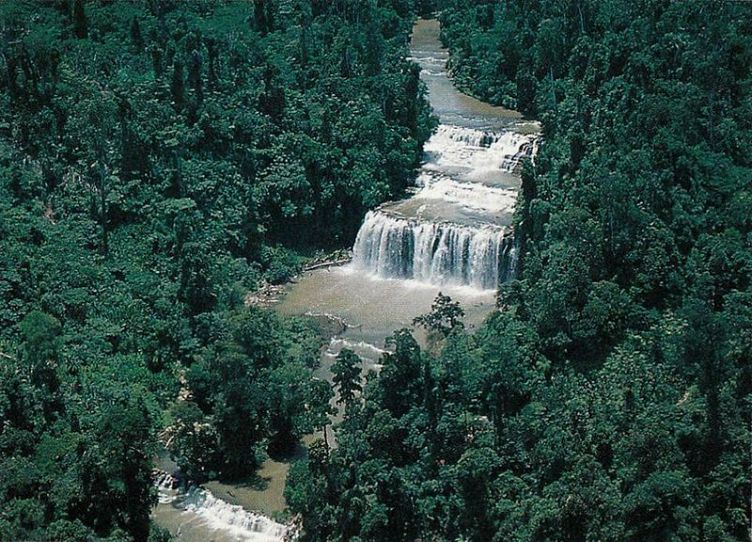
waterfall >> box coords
[349,122,537,290]
[424,125,535,174]
[351,210,515,290]
[155,471,178,504]
[155,474,289,542]
[180,487,288,542]
[416,173,517,214]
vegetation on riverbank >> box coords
[0,1,432,540]
[287,1,752,540]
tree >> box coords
[70,391,157,541]
[332,348,361,407]
[188,49,203,103]
[72,0,87,39]
[19,311,61,380]
[413,292,465,337]
[130,17,143,51]
[150,45,163,78]
[18,311,62,419]
[171,60,185,109]
[253,0,269,36]
[380,329,424,418]
[68,92,120,255]
[268,364,332,455]
[166,401,219,482]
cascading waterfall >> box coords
[155,473,289,542]
[416,173,517,214]
[424,125,535,173]
[181,488,288,542]
[352,210,516,290]
[350,123,536,290]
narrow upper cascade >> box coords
[424,125,535,175]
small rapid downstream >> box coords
[153,473,289,542]
[152,18,537,542]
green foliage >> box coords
[167,308,331,476]
[413,292,465,337]
[0,0,430,539]
[332,348,362,407]
[260,245,304,285]
[287,1,752,540]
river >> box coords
[152,18,537,542]
[277,17,537,361]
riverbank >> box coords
[151,15,533,541]
[247,249,353,308]
[151,296,358,538]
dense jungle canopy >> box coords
[0,0,750,541]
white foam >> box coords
[414,173,517,214]
[328,337,388,358]
[424,125,535,175]
[156,483,288,542]
[350,210,515,290]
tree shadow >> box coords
[267,440,308,463]
[215,441,308,491]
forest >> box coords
[0,1,432,540]
[286,0,752,541]
[1,0,750,541]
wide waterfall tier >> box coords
[351,210,516,290]
[349,121,537,290]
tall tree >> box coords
[332,348,361,407]
[72,0,87,39]
[171,59,185,109]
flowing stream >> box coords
[153,473,290,542]
[151,18,537,541]
[279,18,538,337]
